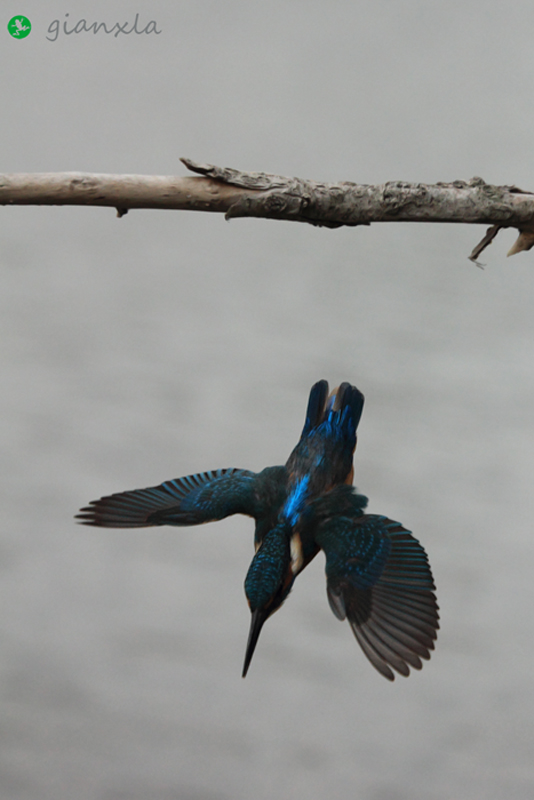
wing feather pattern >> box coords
[76,468,259,528]
[316,514,439,680]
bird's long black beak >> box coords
[242,609,268,678]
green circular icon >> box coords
[8,15,31,39]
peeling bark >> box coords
[1,159,534,261]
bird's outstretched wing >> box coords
[315,514,439,681]
[76,468,263,528]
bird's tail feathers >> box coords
[301,380,364,440]
[325,382,365,435]
[301,380,329,436]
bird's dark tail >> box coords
[242,608,269,677]
[326,382,365,434]
[301,380,330,436]
[300,381,364,440]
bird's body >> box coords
[77,380,438,680]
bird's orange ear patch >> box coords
[290,533,304,575]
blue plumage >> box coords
[282,475,310,527]
[77,381,438,680]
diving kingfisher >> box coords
[77,381,438,681]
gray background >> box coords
[1,2,534,798]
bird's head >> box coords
[242,522,295,677]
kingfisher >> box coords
[77,381,438,680]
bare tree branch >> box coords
[2,158,534,260]
[468,225,502,267]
